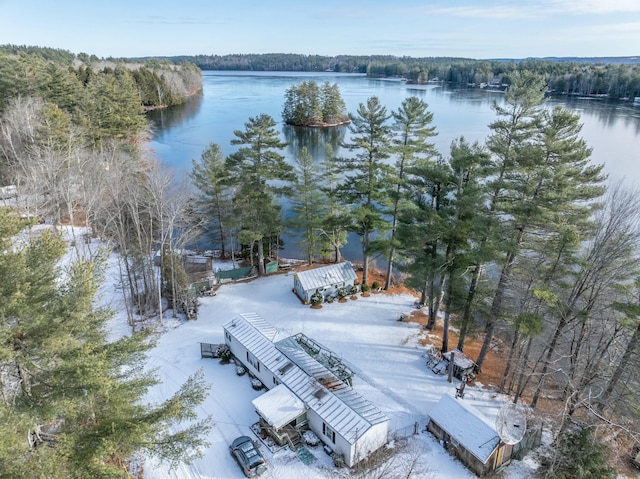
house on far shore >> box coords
[292,262,357,304]
[427,394,517,477]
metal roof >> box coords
[429,394,500,463]
[223,313,388,445]
[251,384,307,429]
[294,262,357,292]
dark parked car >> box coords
[229,435,267,477]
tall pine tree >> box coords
[384,96,438,290]
[226,114,294,275]
[337,96,392,286]
[287,146,325,264]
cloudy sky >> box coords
[0,0,637,59]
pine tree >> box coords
[226,114,293,275]
[287,146,326,264]
[190,142,234,257]
[396,155,450,329]
[440,138,491,352]
[384,96,438,290]
[473,72,548,371]
[282,80,347,126]
[84,66,147,143]
[318,143,349,263]
[320,81,348,125]
[336,96,392,286]
[542,426,616,479]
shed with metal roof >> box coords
[427,394,515,476]
[292,262,357,304]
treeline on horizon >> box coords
[5,45,640,102]
[151,52,640,101]
[0,44,203,110]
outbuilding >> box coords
[292,262,357,304]
[427,394,515,477]
[223,313,389,467]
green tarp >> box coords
[215,265,255,281]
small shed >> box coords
[427,394,515,477]
[293,262,357,304]
[442,349,476,380]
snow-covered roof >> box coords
[276,336,388,444]
[294,262,357,291]
[223,313,287,372]
[223,313,388,444]
[429,394,500,463]
[442,349,476,370]
[252,384,307,429]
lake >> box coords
[148,71,640,260]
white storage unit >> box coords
[292,262,357,304]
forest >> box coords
[0,46,639,477]
[152,52,640,101]
[0,47,212,477]
[0,44,203,111]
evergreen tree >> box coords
[190,142,234,257]
[473,72,548,371]
[336,96,392,286]
[476,85,606,373]
[318,143,349,263]
[287,146,325,264]
[384,96,438,290]
[225,114,294,275]
[36,62,83,114]
[542,426,616,479]
[396,155,450,329]
[282,80,348,126]
[439,138,491,352]
[282,80,322,126]
[320,81,348,125]
[84,65,147,143]
[0,208,212,477]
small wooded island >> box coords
[282,80,350,127]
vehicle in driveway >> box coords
[229,435,267,477]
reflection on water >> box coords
[148,93,204,134]
[282,125,346,164]
[148,71,640,260]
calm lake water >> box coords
[148,71,640,260]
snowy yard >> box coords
[100,262,535,479]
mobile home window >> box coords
[322,422,335,443]
[246,351,260,371]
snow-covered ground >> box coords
[62,229,537,479]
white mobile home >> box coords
[223,313,389,467]
[292,262,357,304]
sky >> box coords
[0,0,638,60]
